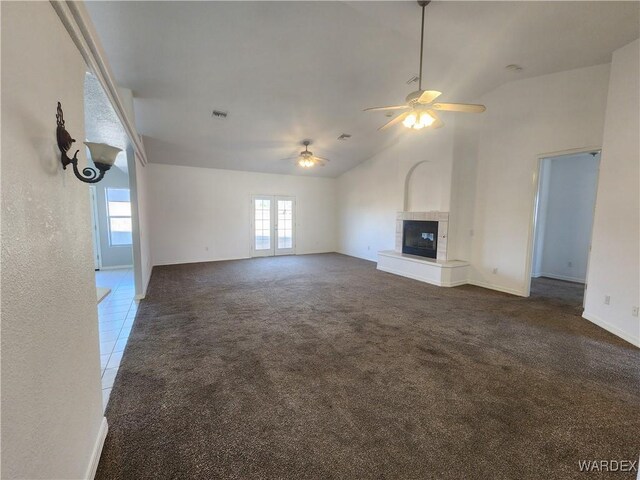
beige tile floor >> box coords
[96,268,137,411]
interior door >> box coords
[251,195,295,257]
[275,196,295,256]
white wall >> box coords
[337,126,456,262]
[449,63,610,295]
[149,164,337,266]
[584,39,640,347]
[532,153,599,283]
[130,155,154,296]
[107,87,153,297]
[1,2,105,478]
[337,57,638,347]
[531,158,551,278]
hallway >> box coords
[96,268,137,410]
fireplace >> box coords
[402,220,438,259]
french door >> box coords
[251,195,295,257]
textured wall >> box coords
[1,2,104,478]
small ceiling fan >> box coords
[364,0,486,131]
[284,140,330,168]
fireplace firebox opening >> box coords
[402,220,438,259]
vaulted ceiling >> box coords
[86,1,639,178]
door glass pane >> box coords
[277,200,293,249]
[254,199,271,250]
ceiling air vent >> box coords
[337,133,352,140]
[211,109,228,119]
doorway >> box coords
[251,195,295,257]
[85,72,139,410]
[529,150,600,307]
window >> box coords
[106,188,132,246]
[277,200,293,249]
[254,198,271,250]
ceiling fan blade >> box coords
[418,90,442,104]
[315,156,330,162]
[379,111,409,131]
[432,102,486,113]
[428,110,444,129]
[364,105,409,112]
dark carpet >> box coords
[530,276,585,313]
[96,254,640,480]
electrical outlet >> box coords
[567,261,573,267]
[604,295,611,305]
[205,246,209,251]
[492,268,498,274]
[367,245,371,251]
[632,306,639,317]
[470,229,474,237]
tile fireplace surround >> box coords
[395,211,449,261]
[380,210,469,288]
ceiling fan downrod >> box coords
[418,0,430,91]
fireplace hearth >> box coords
[381,211,469,287]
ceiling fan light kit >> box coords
[364,0,486,132]
[403,110,435,129]
[292,140,329,169]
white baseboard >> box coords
[152,251,338,268]
[85,416,108,480]
[134,265,154,301]
[467,279,527,297]
[98,265,134,271]
[582,310,640,348]
[537,272,585,284]
[152,255,251,267]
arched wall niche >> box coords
[403,160,448,212]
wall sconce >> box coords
[56,102,121,183]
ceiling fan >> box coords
[285,140,330,168]
[364,0,486,131]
